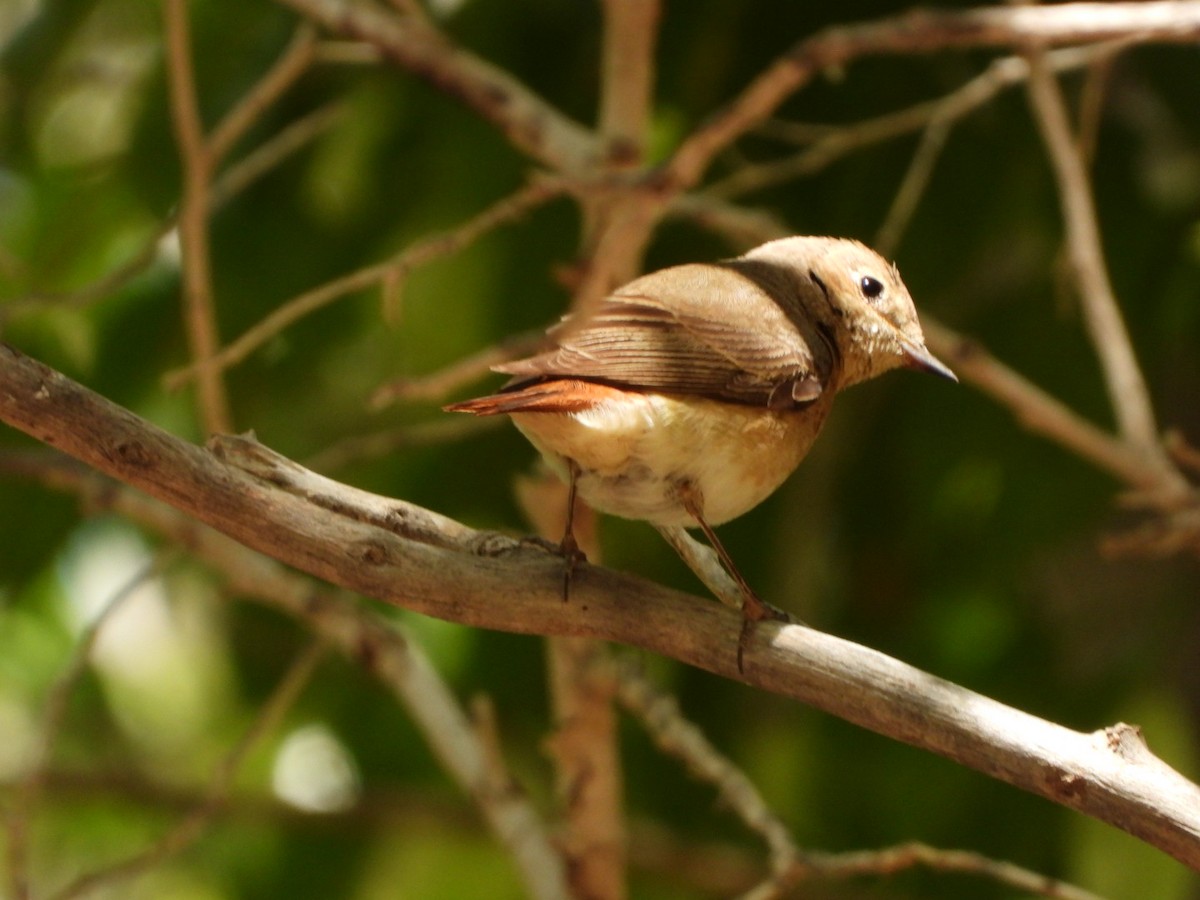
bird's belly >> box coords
[511,392,826,527]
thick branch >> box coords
[2,342,1200,871]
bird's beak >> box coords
[901,339,957,382]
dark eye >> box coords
[860,276,884,300]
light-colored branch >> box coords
[271,0,599,171]
[1022,51,1178,480]
[706,46,1113,203]
[666,1,1200,191]
[162,0,232,434]
[612,658,800,898]
[3,343,1200,871]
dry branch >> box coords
[271,0,599,171]
[667,1,1200,191]
[3,341,1200,871]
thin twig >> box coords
[208,24,319,165]
[3,103,342,325]
[5,555,175,900]
[166,179,564,390]
[273,0,599,171]
[704,45,1110,202]
[612,657,801,898]
[666,1,1200,192]
[162,0,232,434]
[1023,49,1175,475]
[50,639,326,900]
[597,0,660,165]
[371,328,546,408]
[873,116,951,257]
[303,416,504,472]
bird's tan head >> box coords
[743,236,955,389]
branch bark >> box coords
[3,341,1200,871]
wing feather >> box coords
[497,260,836,408]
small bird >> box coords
[447,236,955,668]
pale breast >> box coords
[512,392,831,528]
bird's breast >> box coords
[511,390,830,527]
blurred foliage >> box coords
[1,1,1199,898]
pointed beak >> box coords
[901,339,957,382]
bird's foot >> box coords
[736,592,794,674]
[557,531,587,602]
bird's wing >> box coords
[497,262,834,408]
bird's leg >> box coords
[557,459,588,601]
[676,484,789,673]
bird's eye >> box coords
[860,276,884,300]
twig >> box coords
[166,179,564,390]
[2,103,342,326]
[794,842,1103,899]
[50,639,326,900]
[162,0,232,434]
[371,328,546,407]
[272,0,599,171]
[873,116,951,257]
[4,555,174,900]
[208,24,318,165]
[923,321,1169,493]
[704,44,1114,203]
[0,449,571,899]
[655,525,743,611]
[303,416,503,472]
[210,101,345,207]
[516,470,626,900]
[612,658,801,897]
[4,347,1200,870]
[1022,48,1175,475]
[666,1,1200,192]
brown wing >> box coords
[496,260,835,409]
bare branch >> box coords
[166,179,563,390]
[51,640,325,900]
[1022,50,1178,477]
[518,470,626,900]
[666,1,1200,191]
[0,449,571,900]
[271,0,599,171]
[3,343,1200,870]
[208,24,319,165]
[613,658,800,896]
[162,0,232,434]
[5,556,174,900]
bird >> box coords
[446,236,955,670]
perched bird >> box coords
[447,236,955,668]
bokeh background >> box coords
[1,1,1199,897]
